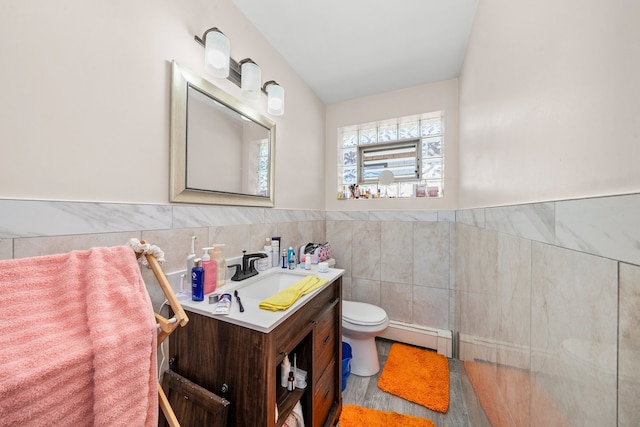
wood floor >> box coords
[340,338,472,427]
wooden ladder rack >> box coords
[134,243,189,427]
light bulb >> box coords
[204,30,230,78]
[266,83,285,116]
[241,61,261,100]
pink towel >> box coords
[0,246,158,426]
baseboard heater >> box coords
[378,320,452,358]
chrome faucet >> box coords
[229,251,268,281]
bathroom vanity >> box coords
[168,268,343,427]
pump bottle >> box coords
[201,247,217,294]
[191,259,204,301]
[212,244,227,287]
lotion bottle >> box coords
[212,244,227,287]
[201,247,217,295]
[191,259,204,301]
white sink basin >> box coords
[179,266,344,333]
[235,270,310,301]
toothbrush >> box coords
[293,353,297,379]
[234,290,245,312]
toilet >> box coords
[341,300,389,376]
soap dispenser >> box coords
[201,247,217,295]
[212,244,227,287]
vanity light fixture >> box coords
[195,28,230,78]
[195,27,285,115]
[263,81,285,116]
[240,58,261,100]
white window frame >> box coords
[358,139,420,184]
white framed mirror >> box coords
[170,61,276,207]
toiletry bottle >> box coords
[287,372,295,392]
[187,235,197,276]
[257,250,270,271]
[191,259,204,301]
[212,244,226,287]
[281,355,291,387]
[281,249,288,269]
[201,247,217,295]
[271,238,280,267]
[305,253,311,270]
[263,238,272,269]
[288,252,296,270]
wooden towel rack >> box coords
[134,242,189,427]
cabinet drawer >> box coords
[274,285,335,349]
[312,360,336,427]
[313,307,336,381]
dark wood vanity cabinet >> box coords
[169,277,342,427]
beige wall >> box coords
[458,0,640,208]
[0,0,325,210]
[325,79,459,211]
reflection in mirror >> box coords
[170,61,275,207]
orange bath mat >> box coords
[339,404,436,427]
[377,343,449,412]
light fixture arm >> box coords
[194,27,223,47]
[261,80,279,95]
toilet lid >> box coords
[342,301,387,326]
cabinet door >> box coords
[311,360,336,427]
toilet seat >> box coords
[342,301,387,326]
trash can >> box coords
[341,341,352,391]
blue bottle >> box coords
[191,259,204,301]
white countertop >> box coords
[179,265,344,333]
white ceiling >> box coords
[232,0,479,105]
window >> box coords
[338,112,444,199]
[360,140,420,183]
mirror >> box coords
[170,61,276,207]
[378,169,395,198]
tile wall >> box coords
[2,193,639,425]
[0,200,326,313]
[326,210,456,331]
[456,195,640,426]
